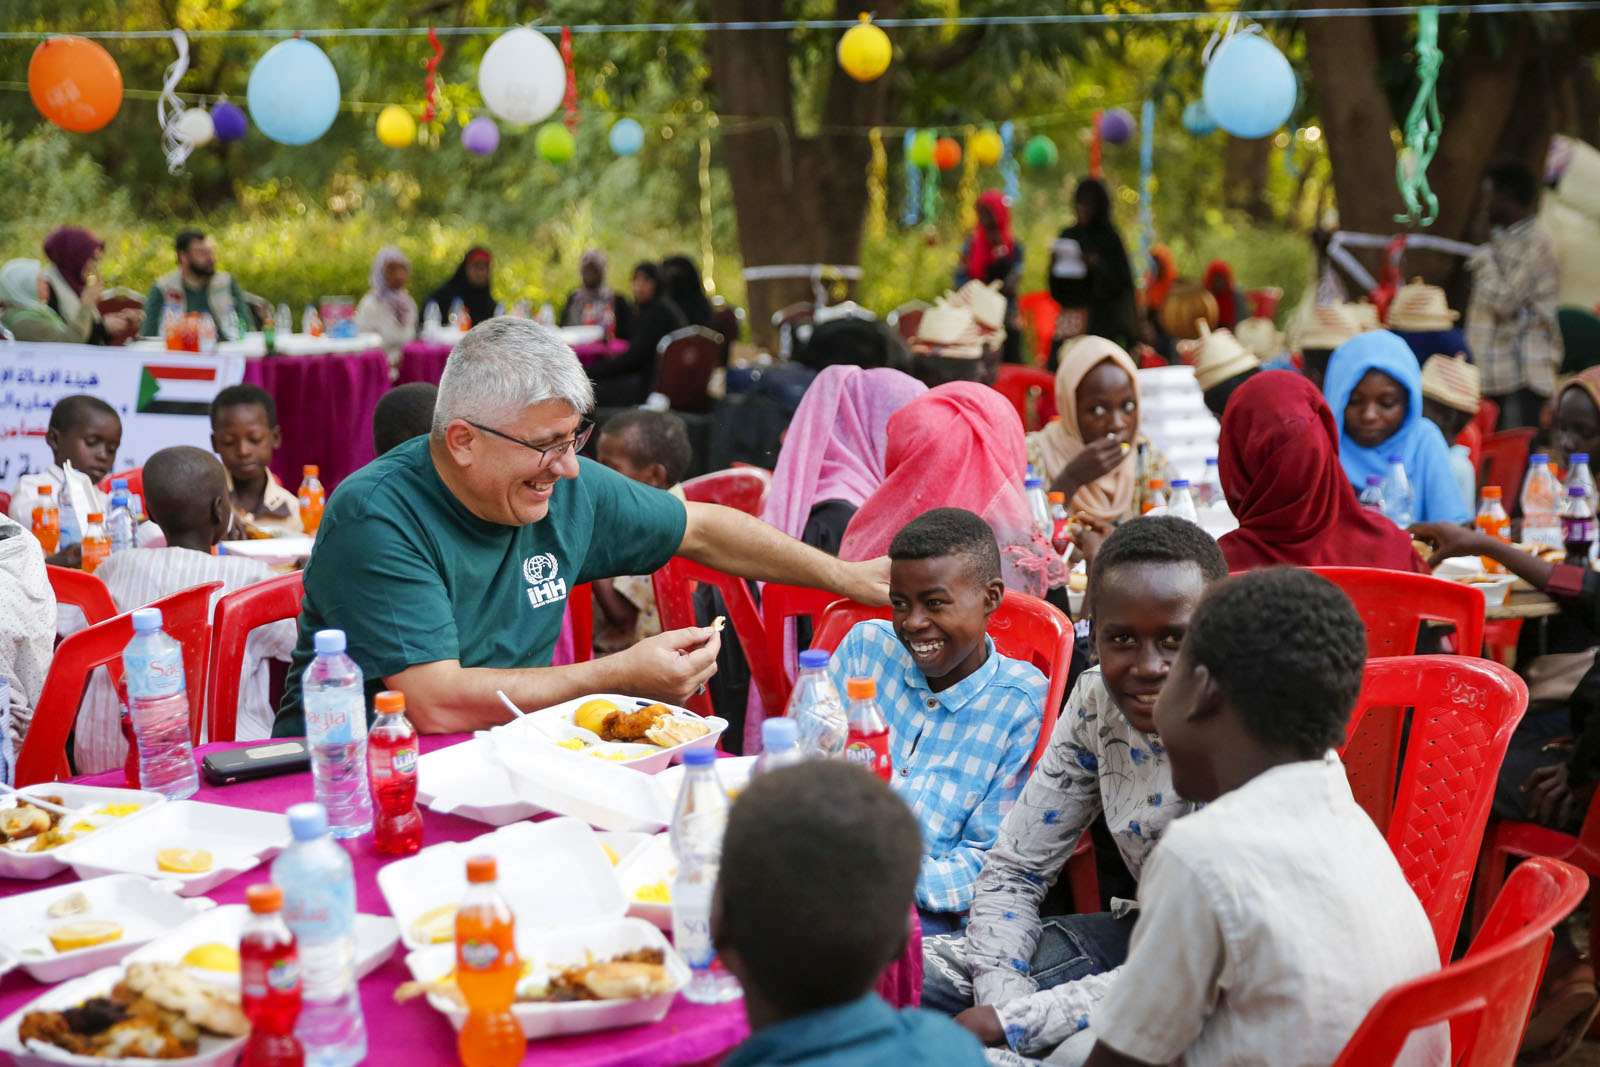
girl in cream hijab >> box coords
[1025,335,1167,524]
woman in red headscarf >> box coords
[957,190,1025,364]
[1218,370,1428,573]
[40,226,139,344]
[1201,259,1248,330]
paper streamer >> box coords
[1089,108,1102,178]
[158,29,195,173]
[699,133,716,295]
[420,26,442,123]
[1135,99,1155,288]
[957,124,980,231]
[999,121,1019,201]
[922,159,940,222]
[560,26,578,132]
[868,127,888,238]
[1394,6,1442,226]
[901,129,923,226]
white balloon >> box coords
[478,27,565,125]
[176,107,215,146]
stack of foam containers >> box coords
[1137,365,1236,537]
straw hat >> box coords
[950,279,1007,338]
[1233,316,1286,361]
[1297,304,1367,352]
[910,303,984,359]
[1386,278,1461,332]
[1192,322,1262,392]
[1420,354,1480,415]
[1342,302,1381,331]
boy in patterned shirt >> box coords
[828,507,1047,934]
[922,517,1228,1061]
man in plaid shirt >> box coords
[828,508,1045,935]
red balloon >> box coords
[933,136,962,171]
[29,36,123,133]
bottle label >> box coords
[281,875,355,942]
[392,748,417,775]
[370,744,416,780]
[305,691,366,746]
[123,645,185,699]
[244,955,301,998]
[673,911,715,968]
[459,939,504,971]
[845,730,892,778]
[1564,517,1596,543]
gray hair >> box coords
[431,318,595,437]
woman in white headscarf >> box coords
[0,259,95,344]
[354,246,418,376]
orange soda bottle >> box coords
[297,466,325,533]
[31,484,59,555]
[81,512,110,574]
[1476,486,1511,574]
[1142,479,1167,514]
[455,855,525,1067]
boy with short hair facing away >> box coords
[927,517,1228,1060]
[372,382,438,457]
[1083,568,1445,1067]
[714,761,990,1066]
[74,446,297,772]
[208,384,302,536]
[7,394,122,567]
[827,507,1046,934]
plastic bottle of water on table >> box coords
[107,478,138,555]
[454,855,526,1067]
[1522,453,1564,552]
[301,630,373,838]
[239,883,304,1067]
[423,301,442,335]
[1358,475,1385,513]
[1167,479,1200,523]
[276,303,293,337]
[785,649,847,758]
[121,607,198,799]
[1024,477,1052,541]
[1380,455,1414,528]
[754,717,804,775]
[1199,457,1224,507]
[271,803,366,1067]
[670,749,741,1004]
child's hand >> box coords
[1407,521,1491,568]
[1070,513,1116,569]
[954,1005,1006,1046]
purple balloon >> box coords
[462,116,500,155]
[1099,108,1135,145]
[210,101,248,142]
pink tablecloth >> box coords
[398,339,628,386]
[243,349,391,492]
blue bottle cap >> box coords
[131,607,163,632]
[1365,475,1382,486]
[797,649,830,670]
[682,748,716,767]
[1570,486,1587,497]
[1205,457,1218,466]
[313,629,346,655]
[286,802,328,840]
[1024,477,1043,489]
[1575,454,1590,463]
[1530,453,1550,464]
[111,479,127,491]
[1171,479,1190,489]
[1387,455,1405,465]
[762,718,798,749]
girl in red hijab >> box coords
[961,190,1018,287]
[1219,370,1428,573]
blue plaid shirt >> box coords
[830,620,1046,913]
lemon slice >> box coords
[155,848,214,874]
[601,843,620,865]
[409,904,457,945]
[48,920,123,952]
[182,942,241,972]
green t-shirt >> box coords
[272,436,688,736]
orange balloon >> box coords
[933,136,962,171]
[29,36,123,133]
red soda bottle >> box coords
[844,677,892,781]
[120,705,140,788]
[1048,491,1072,556]
[367,690,423,855]
[240,883,305,1067]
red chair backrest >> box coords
[762,583,849,697]
[651,558,787,722]
[1337,655,1528,959]
[0,490,9,516]
[46,565,119,629]
[652,326,724,413]
[1309,566,1484,659]
[1017,291,1060,366]
[811,590,1073,768]
[16,581,220,787]
[680,467,773,517]
[96,467,145,499]
[205,573,304,743]
[1472,397,1500,442]
[709,303,741,364]
[992,364,1058,432]
[1331,857,1586,1067]
[567,582,594,664]
[1479,428,1536,498]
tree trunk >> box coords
[1223,135,1274,222]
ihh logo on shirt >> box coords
[523,553,568,609]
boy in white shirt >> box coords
[1081,568,1446,1067]
[7,394,120,567]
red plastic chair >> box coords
[46,565,118,628]
[1336,655,1528,959]
[992,364,1058,432]
[886,301,928,344]
[0,490,9,516]
[567,582,594,664]
[1311,567,1485,659]
[1473,396,1500,442]
[652,326,724,413]
[1479,427,1537,497]
[1332,857,1587,1067]
[761,583,848,698]
[680,467,773,518]
[1017,291,1060,366]
[651,558,787,722]
[15,581,220,787]
[96,467,144,499]
[204,573,303,743]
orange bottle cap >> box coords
[86,512,103,523]
[846,677,876,700]
[1146,480,1164,490]
[37,484,51,496]
[374,690,405,714]
[247,884,283,913]
[1482,486,1502,498]
[1047,492,1066,504]
[466,855,497,883]
[303,465,319,478]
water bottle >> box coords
[271,803,366,1067]
[784,649,847,758]
[753,718,804,775]
[423,301,442,334]
[197,312,218,356]
[1521,453,1563,552]
[1380,455,1414,528]
[511,299,531,320]
[122,608,199,800]
[1359,475,1386,513]
[301,631,373,838]
[303,306,324,338]
[1167,479,1200,523]
[1199,457,1224,507]
[239,883,304,1067]
[536,302,556,328]
[844,677,892,781]
[107,479,138,555]
[449,298,469,333]
[57,485,81,550]
[366,691,422,856]
[669,749,741,1004]
[1567,452,1596,502]
[276,302,293,336]
[1476,486,1511,573]
[1025,477,1052,541]
[1563,485,1596,566]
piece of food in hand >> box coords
[155,848,213,874]
[1067,570,1088,593]
[409,904,458,945]
[606,703,672,742]
[1412,538,1433,557]
[574,698,623,737]
[48,919,123,952]
[711,615,726,632]
[47,891,92,919]
[644,714,712,748]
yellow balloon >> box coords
[970,129,1003,166]
[837,14,891,82]
[376,104,416,148]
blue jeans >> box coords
[921,911,1135,1016]
[919,908,967,936]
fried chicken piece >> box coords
[20,1009,96,1054]
[605,704,670,742]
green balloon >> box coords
[1023,135,1058,169]
[909,129,936,168]
[536,123,576,163]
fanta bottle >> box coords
[455,856,525,1067]
[298,466,325,533]
[31,484,59,555]
[844,677,891,781]
[80,512,110,574]
[366,691,423,856]
[240,883,305,1067]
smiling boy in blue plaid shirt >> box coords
[829,508,1046,935]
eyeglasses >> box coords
[467,418,594,468]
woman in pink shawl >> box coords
[840,382,1066,597]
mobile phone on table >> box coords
[201,740,310,785]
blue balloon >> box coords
[1202,34,1296,139]
[1182,100,1217,136]
[609,117,644,156]
[247,39,340,146]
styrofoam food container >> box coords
[1456,574,1515,608]
[596,831,652,868]
[379,818,628,953]
[486,738,694,834]
[0,875,213,984]
[613,834,675,930]
[418,735,545,826]
[64,801,289,897]
[128,903,399,986]
[493,693,727,774]
[0,784,166,880]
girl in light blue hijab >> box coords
[1323,329,1471,524]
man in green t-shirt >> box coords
[274,317,889,736]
